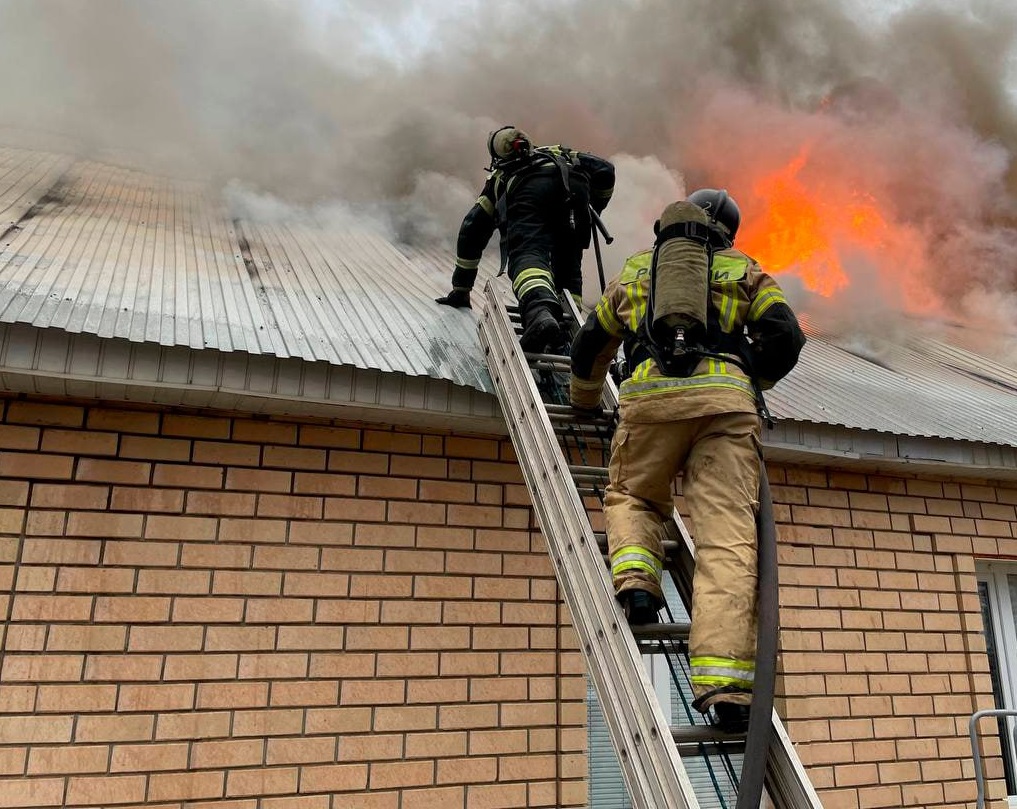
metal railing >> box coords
[970,708,1017,809]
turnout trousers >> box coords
[603,410,761,706]
[504,172,584,323]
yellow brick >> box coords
[439,703,499,730]
[77,458,150,485]
[109,741,190,772]
[65,774,147,806]
[161,414,230,439]
[7,401,83,427]
[119,435,191,461]
[0,452,74,480]
[41,429,118,456]
[148,769,226,801]
[298,425,360,449]
[27,744,107,774]
[0,424,40,450]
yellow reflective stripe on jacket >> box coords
[455,256,481,270]
[748,286,787,321]
[618,250,651,331]
[620,373,755,400]
[610,546,663,581]
[625,280,643,332]
[596,297,625,337]
[689,656,755,689]
[630,359,653,382]
[717,279,740,333]
[477,196,495,217]
[712,253,748,333]
[512,267,555,298]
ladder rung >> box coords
[675,739,747,758]
[671,724,746,745]
[528,354,569,366]
[529,361,571,373]
[546,415,613,430]
[568,464,608,480]
[631,622,691,641]
[552,419,610,431]
[552,423,612,438]
[545,403,600,415]
[592,533,681,559]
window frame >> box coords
[976,562,1017,796]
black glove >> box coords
[435,289,471,309]
[570,402,604,416]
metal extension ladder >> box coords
[478,279,824,809]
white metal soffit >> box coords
[0,146,495,393]
[0,145,1016,447]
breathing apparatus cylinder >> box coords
[650,200,711,351]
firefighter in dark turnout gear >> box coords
[570,189,805,732]
[436,126,615,353]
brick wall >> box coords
[763,465,1016,809]
[0,398,587,809]
[2,393,1014,809]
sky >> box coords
[0,0,1015,348]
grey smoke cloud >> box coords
[0,0,1015,339]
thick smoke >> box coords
[0,0,1016,344]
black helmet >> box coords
[487,125,532,169]
[686,188,740,245]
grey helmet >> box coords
[686,188,740,246]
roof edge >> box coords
[1,324,1016,480]
[764,419,1017,482]
[0,324,505,435]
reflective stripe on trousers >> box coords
[610,545,663,583]
[512,267,556,299]
[690,655,755,690]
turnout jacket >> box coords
[450,146,615,293]
[570,247,805,421]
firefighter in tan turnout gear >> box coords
[569,189,805,732]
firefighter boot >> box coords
[692,686,753,734]
[519,304,564,354]
[618,589,662,626]
[713,702,751,734]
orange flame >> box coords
[737,145,894,298]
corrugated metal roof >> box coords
[768,334,1017,445]
[0,146,1015,448]
[0,147,495,392]
[0,147,74,232]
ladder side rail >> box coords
[480,281,700,809]
[564,295,825,809]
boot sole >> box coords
[519,318,563,353]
